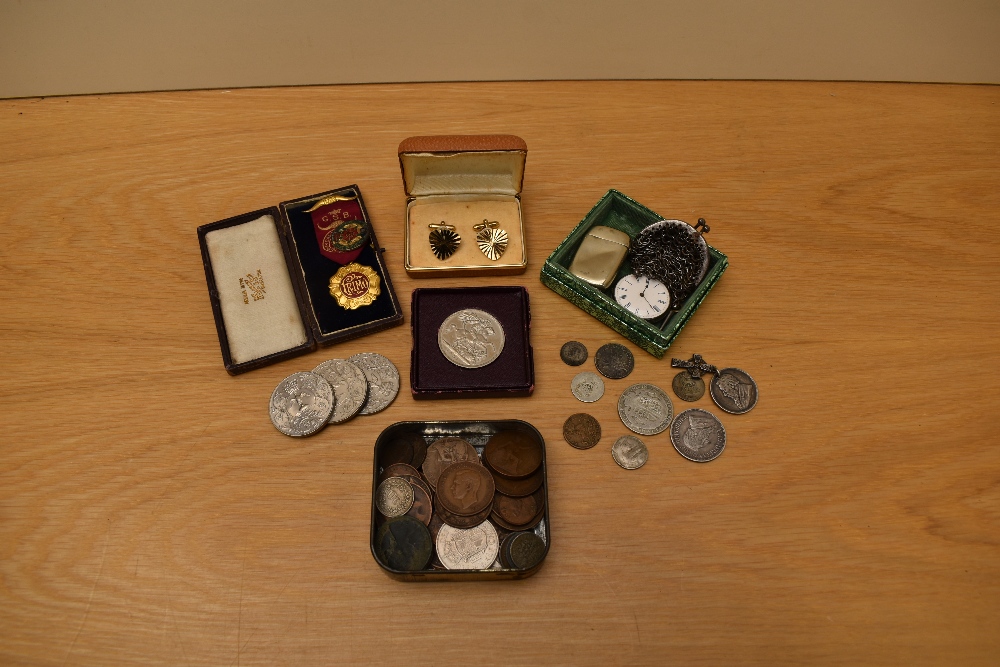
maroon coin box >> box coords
[197,184,403,375]
[410,286,534,399]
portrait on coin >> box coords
[681,412,717,451]
[717,373,752,409]
[448,468,486,512]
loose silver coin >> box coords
[437,308,505,369]
[571,371,605,403]
[671,408,726,462]
[268,371,335,437]
[710,368,759,415]
[375,477,414,517]
[347,353,400,415]
[312,358,369,423]
[436,521,500,570]
[611,435,649,470]
[618,383,674,436]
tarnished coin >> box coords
[671,408,726,462]
[422,437,479,488]
[595,343,634,380]
[612,435,649,470]
[436,521,500,570]
[571,371,605,403]
[378,462,420,483]
[486,458,544,497]
[672,370,706,402]
[268,371,335,437]
[437,308,505,369]
[508,532,546,570]
[375,516,433,571]
[710,368,759,414]
[435,494,494,529]
[563,413,602,449]
[436,461,496,516]
[375,477,414,518]
[378,435,414,467]
[405,479,433,526]
[484,431,542,479]
[560,341,588,366]
[494,490,544,527]
[618,383,674,436]
[347,353,400,415]
[491,506,544,532]
[312,358,368,423]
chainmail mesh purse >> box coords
[629,218,711,306]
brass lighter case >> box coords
[568,225,631,288]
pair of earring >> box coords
[428,219,509,261]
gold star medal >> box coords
[329,262,380,309]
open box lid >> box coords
[398,135,527,197]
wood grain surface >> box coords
[1,81,998,666]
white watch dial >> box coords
[614,274,671,320]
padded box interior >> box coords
[411,287,533,397]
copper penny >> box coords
[436,461,495,517]
[379,462,421,483]
[409,434,428,469]
[491,507,543,532]
[405,480,433,526]
[485,457,544,497]
[429,512,445,546]
[498,531,517,568]
[389,472,432,500]
[484,431,542,479]
[493,490,544,527]
[562,413,602,450]
[422,437,480,489]
[435,495,494,529]
[379,435,413,467]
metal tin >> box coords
[370,420,550,581]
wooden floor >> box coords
[1,81,998,666]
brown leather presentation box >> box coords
[399,134,528,277]
[198,185,403,374]
[410,286,534,398]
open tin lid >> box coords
[398,135,527,197]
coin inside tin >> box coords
[508,532,546,570]
[437,308,506,369]
[375,516,433,571]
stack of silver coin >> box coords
[268,353,400,437]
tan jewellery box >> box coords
[399,135,528,277]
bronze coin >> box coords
[508,532,546,570]
[435,495,494,529]
[405,480,433,526]
[429,512,445,546]
[436,461,496,517]
[562,413,602,449]
[493,491,544,527]
[498,531,517,568]
[374,516,433,572]
[595,342,634,380]
[379,435,413,468]
[422,437,480,489]
[484,431,542,479]
[672,371,706,402]
[409,435,428,469]
[490,508,543,532]
[486,456,544,497]
[379,462,421,483]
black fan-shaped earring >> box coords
[428,222,461,260]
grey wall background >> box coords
[2,0,999,98]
